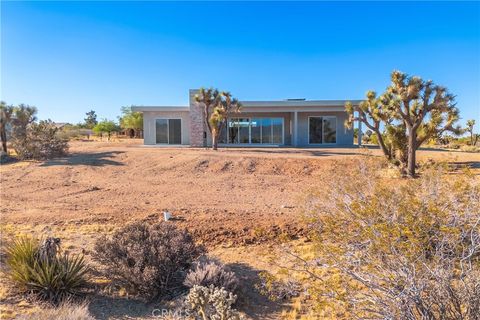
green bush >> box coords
[93,221,205,301]
[5,237,89,304]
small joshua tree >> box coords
[465,119,478,146]
[194,88,241,150]
[347,70,461,177]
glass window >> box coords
[272,118,283,144]
[238,118,250,143]
[218,122,227,144]
[225,117,284,145]
[156,119,181,144]
[228,119,239,144]
[261,118,272,144]
[323,117,336,143]
[309,117,323,144]
[250,118,261,143]
[168,119,182,144]
[156,119,168,144]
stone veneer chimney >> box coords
[189,89,206,147]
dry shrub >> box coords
[12,120,68,160]
[184,257,239,293]
[93,221,205,301]
[291,157,480,319]
[255,271,301,302]
[19,302,94,320]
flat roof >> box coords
[132,99,360,113]
[131,106,189,112]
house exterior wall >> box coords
[143,111,190,145]
[189,89,206,147]
[296,111,353,146]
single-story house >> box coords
[132,89,362,147]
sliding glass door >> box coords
[224,117,284,145]
[309,116,337,144]
[156,119,182,144]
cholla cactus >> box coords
[186,285,244,320]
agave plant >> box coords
[5,236,89,304]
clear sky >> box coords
[1,1,479,126]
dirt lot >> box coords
[1,140,479,319]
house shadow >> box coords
[227,262,285,319]
[40,151,125,167]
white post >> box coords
[293,111,298,147]
[357,112,362,146]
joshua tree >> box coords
[465,119,478,146]
[0,101,14,154]
[194,88,241,150]
[10,104,38,145]
[347,70,460,177]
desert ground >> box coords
[1,140,479,319]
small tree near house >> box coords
[93,119,119,141]
[119,106,143,138]
[194,88,241,150]
[346,70,461,177]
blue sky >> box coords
[1,1,479,126]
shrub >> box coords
[93,221,205,300]
[5,237,89,304]
[12,120,68,160]
[184,257,238,293]
[186,285,244,320]
[293,159,480,319]
[19,302,94,320]
[256,271,301,301]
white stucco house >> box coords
[132,89,362,147]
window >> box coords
[156,119,182,144]
[309,116,337,144]
[224,117,284,144]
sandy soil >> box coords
[1,141,479,246]
[1,140,479,319]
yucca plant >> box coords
[5,236,89,304]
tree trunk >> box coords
[0,128,7,154]
[212,129,218,150]
[407,128,417,177]
[373,130,392,160]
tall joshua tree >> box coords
[194,88,241,150]
[347,70,460,177]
